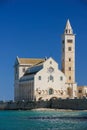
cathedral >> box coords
[14,20,87,101]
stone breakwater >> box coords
[0,99,87,110]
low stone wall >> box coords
[0,99,87,110]
[0,102,8,110]
[50,99,87,110]
[0,100,50,110]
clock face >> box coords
[48,67,54,73]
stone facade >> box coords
[34,58,67,101]
[14,57,68,101]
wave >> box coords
[28,116,87,121]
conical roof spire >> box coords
[64,19,73,34]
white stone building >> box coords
[14,57,68,101]
[14,19,78,101]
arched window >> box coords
[66,29,67,33]
[50,75,53,80]
[60,76,63,81]
[38,76,41,80]
[49,88,54,95]
[48,75,54,82]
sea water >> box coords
[0,110,87,130]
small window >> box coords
[50,75,53,81]
[60,76,63,81]
[69,67,71,71]
[69,30,70,34]
[78,90,82,93]
[62,68,64,72]
[69,76,71,80]
[67,39,73,43]
[48,75,54,82]
[66,30,67,33]
[68,47,72,51]
[49,88,54,95]
[23,68,25,72]
[69,58,71,62]
[62,40,65,44]
[38,76,41,80]
[50,61,52,64]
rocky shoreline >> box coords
[31,108,74,112]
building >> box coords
[14,19,86,101]
[14,57,68,101]
[61,19,77,98]
[77,86,87,99]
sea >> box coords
[0,109,87,130]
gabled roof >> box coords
[24,64,43,76]
[24,57,57,76]
[16,56,45,65]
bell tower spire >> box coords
[64,19,73,34]
[61,19,75,84]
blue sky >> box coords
[0,0,87,100]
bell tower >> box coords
[61,19,75,84]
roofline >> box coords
[16,56,20,63]
[18,57,45,60]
